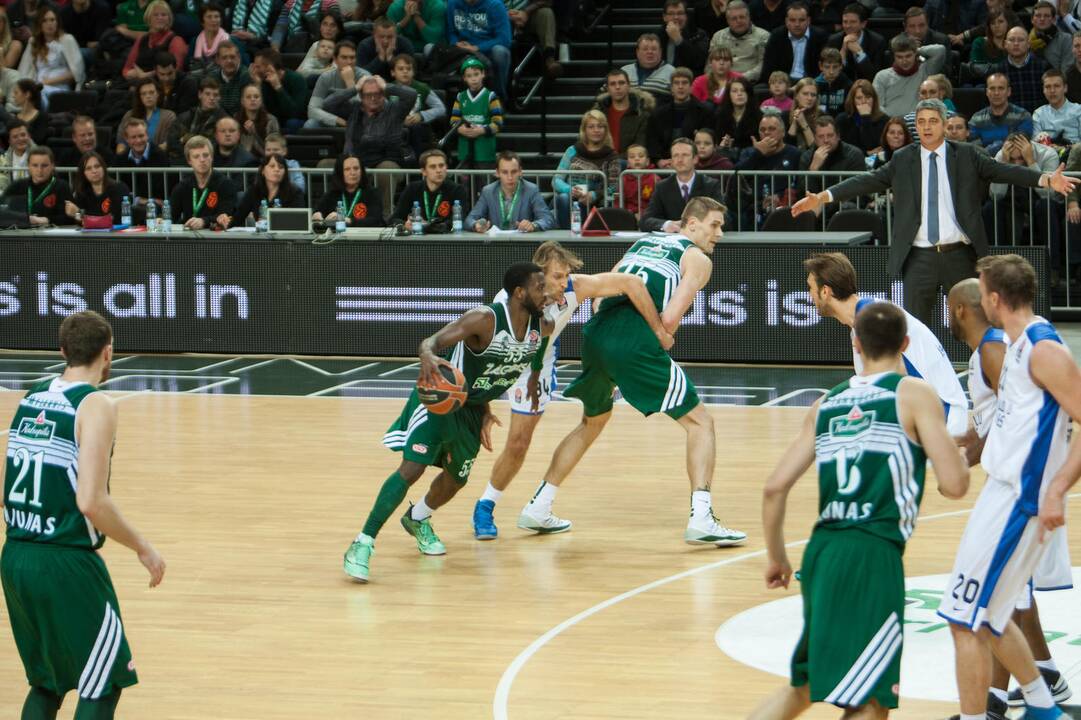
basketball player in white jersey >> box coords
[804,252,969,437]
[939,255,1081,720]
[946,278,1073,720]
[473,241,675,539]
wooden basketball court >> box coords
[2,379,1074,719]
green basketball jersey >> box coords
[456,87,497,162]
[4,378,106,549]
[813,372,927,547]
[450,300,541,405]
[603,234,694,314]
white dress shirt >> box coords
[914,141,967,248]
[790,32,808,79]
[679,172,696,200]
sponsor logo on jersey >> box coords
[515,388,523,403]
[528,329,540,344]
[828,405,874,437]
[16,412,55,442]
[412,443,428,454]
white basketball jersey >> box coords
[851,298,969,436]
[968,327,1007,439]
[982,318,1071,513]
[494,277,580,366]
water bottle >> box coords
[256,199,269,233]
[411,201,424,235]
[334,199,347,233]
[570,201,582,235]
[273,198,281,208]
[451,200,463,235]
[145,199,157,232]
[120,195,132,226]
[162,198,172,233]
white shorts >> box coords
[508,357,557,415]
[938,477,1049,635]
[1015,525,1073,610]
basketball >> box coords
[417,364,467,414]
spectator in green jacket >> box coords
[386,0,446,53]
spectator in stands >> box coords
[212,116,258,168]
[711,1,768,83]
[118,78,177,153]
[387,0,447,53]
[621,143,657,218]
[358,18,416,80]
[787,77,820,150]
[827,3,885,81]
[11,80,48,145]
[451,57,501,167]
[121,1,188,81]
[0,8,25,70]
[61,0,111,72]
[155,53,189,112]
[968,9,1012,75]
[641,137,723,231]
[8,0,43,43]
[552,109,620,228]
[898,7,950,49]
[507,0,563,78]
[798,114,864,207]
[299,38,336,78]
[207,41,248,115]
[872,35,946,118]
[4,146,73,225]
[0,120,31,193]
[761,2,828,82]
[235,84,280,157]
[592,68,654,155]
[263,133,305,191]
[903,78,956,138]
[749,0,786,32]
[113,118,170,199]
[647,67,715,166]
[815,47,851,115]
[999,26,1050,113]
[692,46,741,105]
[189,3,230,74]
[229,0,277,59]
[658,0,709,73]
[1062,141,1081,283]
[945,114,988,154]
[326,73,416,210]
[112,0,151,48]
[696,0,728,38]
[809,0,845,33]
[760,70,793,112]
[67,151,132,224]
[272,0,340,52]
[250,48,310,132]
[732,109,801,226]
[56,115,113,167]
[466,151,555,232]
[392,53,445,155]
[1034,68,1081,148]
[313,153,383,227]
[1068,31,1081,103]
[714,76,760,156]
[353,0,395,24]
[447,0,513,100]
[307,41,365,129]
[170,135,237,229]
[168,76,228,162]
[622,33,676,99]
[227,154,304,226]
[987,132,1062,249]
[1031,1,1072,72]
[694,127,733,170]
[835,79,887,154]
[18,8,84,109]
[969,72,1035,155]
[298,13,345,77]
[391,148,470,230]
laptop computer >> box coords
[268,208,312,233]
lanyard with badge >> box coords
[27,178,54,214]
[499,184,521,229]
[192,185,211,216]
[341,189,362,217]
[422,190,442,222]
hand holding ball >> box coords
[417,364,467,415]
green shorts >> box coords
[790,529,905,710]
[1,540,138,700]
[563,305,699,419]
[382,389,485,483]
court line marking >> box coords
[491,493,1081,719]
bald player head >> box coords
[948,278,990,349]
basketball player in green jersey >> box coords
[750,302,968,720]
[343,263,552,583]
[1,311,166,720]
[518,196,747,545]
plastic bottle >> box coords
[256,200,269,233]
[452,200,463,235]
[335,199,347,233]
[411,201,424,235]
[145,199,157,232]
[161,198,172,233]
[570,201,582,235]
[120,196,132,226]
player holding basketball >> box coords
[945,278,1073,720]
[939,255,1081,720]
[803,252,970,438]
[516,196,747,546]
[751,302,969,720]
[1,311,166,720]
[473,240,675,539]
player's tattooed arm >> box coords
[417,307,494,386]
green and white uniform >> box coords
[2,378,138,700]
[383,300,542,483]
[791,372,927,709]
[563,234,699,419]
[456,87,497,162]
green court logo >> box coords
[17,411,55,442]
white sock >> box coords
[411,498,434,522]
[480,483,503,504]
[691,490,712,521]
[989,687,1008,703]
[959,714,986,720]
[529,482,558,515]
[1021,675,1055,709]
[1036,658,1059,673]
[354,532,373,544]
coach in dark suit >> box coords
[792,98,1078,325]
[760,2,829,82]
[826,4,886,82]
[641,137,724,232]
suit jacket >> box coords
[465,179,556,231]
[761,26,829,82]
[827,28,887,81]
[640,172,723,231]
[828,141,1045,275]
[657,24,710,74]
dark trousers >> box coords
[901,244,978,328]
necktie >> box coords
[681,184,689,202]
[927,151,940,245]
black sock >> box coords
[21,687,61,720]
[73,688,121,720]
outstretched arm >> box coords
[571,272,673,349]
[661,248,712,334]
[418,307,493,386]
[762,401,818,589]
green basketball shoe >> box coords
[343,534,375,582]
[400,507,447,555]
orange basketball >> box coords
[417,364,468,415]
